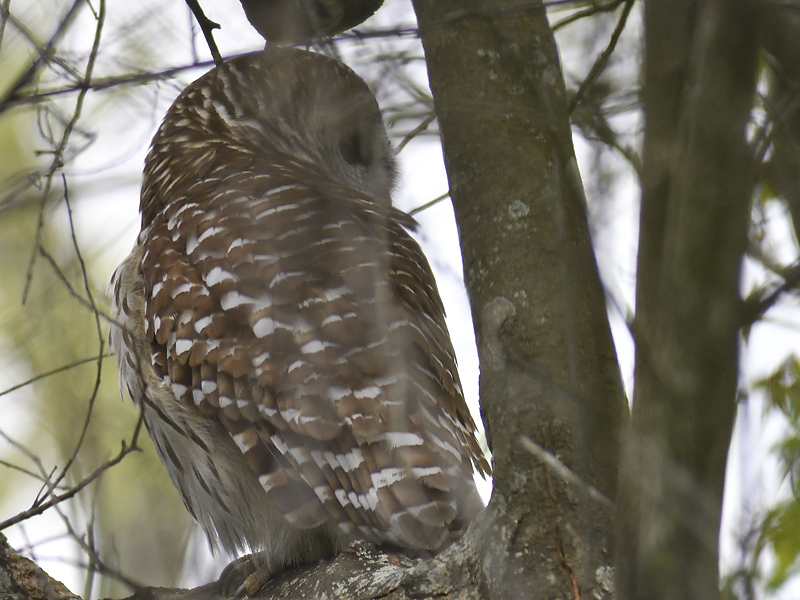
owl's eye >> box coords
[339,129,371,167]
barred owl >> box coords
[110,47,489,590]
[239,0,383,44]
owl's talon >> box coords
[235,569,273,599]
[218,554,268,598]
[219,553,278,598]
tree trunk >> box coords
[763,2,800,245]
[616,2,760,599]
[413,1,628,597]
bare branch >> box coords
[551,0,626,31]
[408,191,450,216]
[0,0,85,111]
[569,0,635,114]
[22,0,106,304]
[185,0,223,66]
[741,260,800,326]
[0,354,114,400]
[0,412,145,532]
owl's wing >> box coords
[140,161,487,549]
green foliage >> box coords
[0,86,199,594]
[752,356,800,590]
[762,501,800,588]
[0,198,199,595]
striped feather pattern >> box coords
[110,48,489,574]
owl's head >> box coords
[142,48,396,224]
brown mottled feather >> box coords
[110,48,488,578]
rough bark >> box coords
[615,2,760,600]
[0,533,79,600]
[412,1,627,598]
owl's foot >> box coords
[218,553,275,599]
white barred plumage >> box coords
[109,47,489,584]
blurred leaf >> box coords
[759,177,778,207]
[754,356,800,422]
[763,502,800,588]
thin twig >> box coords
[46,175,107,495]
[0,415,145,531]
[396,113,436,153]
[0,459,69,488]
[4,11,84,84]
[340,26,419,42]
[551,0,625,31]
[741,260,800,327]
[409,191,450,216]
[0,354,113,400]
[4,60,215,111]
[0,430,52,485]
[0,0,84,111]
[23,0,106,303]
[51,491,144,593]
[37,247,117,328]
[0,0,12,53]
[569,0,635,114]
[520,436,614,509]
[185,0,222,66]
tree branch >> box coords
[184,0,223,66]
